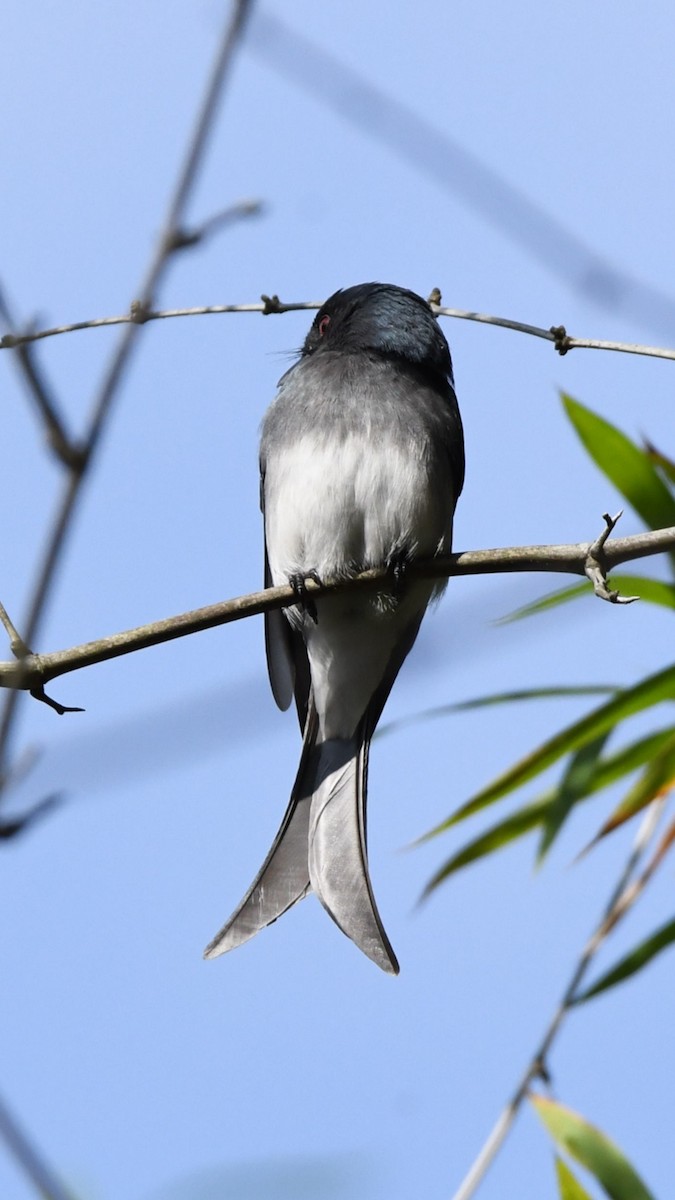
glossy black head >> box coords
[301,283,453,383]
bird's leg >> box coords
[288,569,323,624]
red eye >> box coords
[318,314,330,336]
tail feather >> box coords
[205,708,398,973]
[203,793,312,958]
[203,710,320,959]
[307,727,399,975]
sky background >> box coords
[1,3,674,1198]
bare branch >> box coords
[0,286,82,469]
[451,799,665,1200]
[1,524,672,699]
[3,298,675,363]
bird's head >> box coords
[301,283,453,383]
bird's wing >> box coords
[262,492,311,728]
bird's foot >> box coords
[386,550,410,600]
[289,569,322,624]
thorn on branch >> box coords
[260,293,283,315]
[28,685,84,716]
[584,510,639,604]
[550,324,572,355]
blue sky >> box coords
[1,3,674,1198]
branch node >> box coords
[129,300,152,325]
[584,511,638,603]
[260,293,283,315]
[427,287,442,307]
[550,324,572,355]
[56,437,89,475]
[162,227,199,253]
[0,332,18,349]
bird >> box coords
[204,283,465,973]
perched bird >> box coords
[205,283,465,973]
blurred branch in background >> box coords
[0,1093,75,1200]
[249,12,675,340]
[0,0,254,818]
[0,1,255,1194]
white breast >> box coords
[264,432,450,586]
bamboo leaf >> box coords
[612,577,675,609]
[498,582,596,623]
[422,800,546,892]
[563,395,675,535]
[538,733,610,862]
[423,664,675,839]
[423,728,675,892]
[377,686,615,741]
[575,915,675,1003]
[555,1157,595,1200]
[531,1097,655,1200]
[595,728,675,839]
[643,438,675,487]
[498,576,675,624]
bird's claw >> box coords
[387,552,409,599]
[289,570,322,623]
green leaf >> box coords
[596,727,675,838]
[531,1096,655,1200]
[498,576,675,624]
[643,438,675,487]
[497,582,595,623]
[423,728,675,891]
[555,1157,595,1200]
[579,727,675,793]
[612,576,675,609]
[423,664,675,839]
[563,395,675,534]
[422,800,546,891]
[538,733,610,862]
[377,686,616,741]
[575,915,675,1004]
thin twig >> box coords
[0,602,31,659]
[3,299,675,362]
[0,0,254,788]
[0,287,81,469]
[1,525,672,701]
[170,197,263,249]
[0,1090,76,1200]
[451,799,665,1200]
